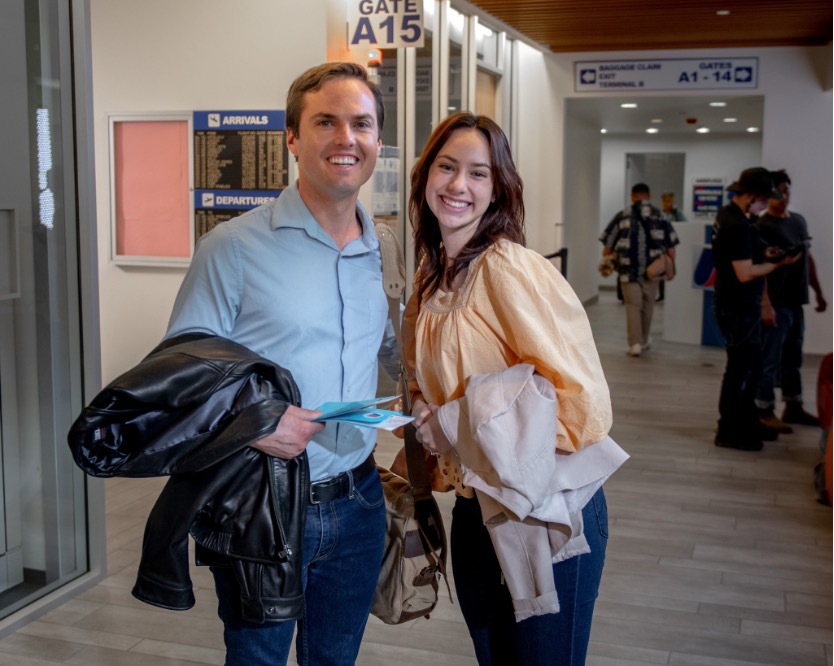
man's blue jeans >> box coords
[755,305,806,409]
[211,469,386,666]
[451,487,608,666]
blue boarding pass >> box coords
[313,395,414,431]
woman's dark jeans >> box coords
[451,487,609,665]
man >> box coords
[755,170,827,432]
[600,183,679,356]
[712,167,798,451]
[165,62,398,665]
[661,191,686,221]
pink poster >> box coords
[113,120,190,258]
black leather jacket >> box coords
[67,334,309,623]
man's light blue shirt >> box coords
[166,181,399,481]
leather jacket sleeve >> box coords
[67,334,300,477]
[67,334,309,622]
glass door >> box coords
[0,0,91,622]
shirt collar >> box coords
[270,180,379,252]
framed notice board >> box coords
[109,114,194,266]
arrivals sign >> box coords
[347,0,425,48]
[193,110,287,241]
[574,58,758,92]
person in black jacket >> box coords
[712,167,799,451]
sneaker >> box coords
[781,403,820,427]
[714,435,763,451]
[627,343,642,357]
[757,408,793,434]
[642,337,652,351]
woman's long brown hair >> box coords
[409,113,525,302]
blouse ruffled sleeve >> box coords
[478,244,612,452]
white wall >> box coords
[90,0,327,383]
[540,44,832,354]
[513,42,563,256]
[562,113,602,303]
[91,9,833,380]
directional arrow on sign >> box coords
[580,69,596,84]
[734,67,753,82]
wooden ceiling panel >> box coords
[464,1,832,52]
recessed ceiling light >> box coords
[646,128,659,134]
[696,127,710,134]
[723,117,738,123]
[709,102,727,107]
[620,103,638,109]
[746,126,761,133]
[716,9,730,16]
[600,128,608,134]
[651,118,663,124]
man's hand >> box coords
[815,291,828,313]
[780,252,801,266]
[250,405,324,459]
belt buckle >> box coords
[309,470,353,504]
[309,474,340,504]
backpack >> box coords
[371,458,448,623]
[370,221,450,624]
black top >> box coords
[757,211,810,307]
[712,202,766,312]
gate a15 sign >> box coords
[348,0,424,49]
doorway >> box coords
[625,152,685,210]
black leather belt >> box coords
[309,454,376,504]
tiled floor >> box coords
[0,289,829,665]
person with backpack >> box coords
[599,183,679,356]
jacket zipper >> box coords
[267,457,293,559]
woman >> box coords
[403,112,624,665]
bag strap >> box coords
[374,221,433,500]
[376,221,452,605]
[375,221,407,344]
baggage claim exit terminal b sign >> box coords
[574,57,758,92]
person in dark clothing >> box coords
[755,170,827,432]
[712,167,799,451]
